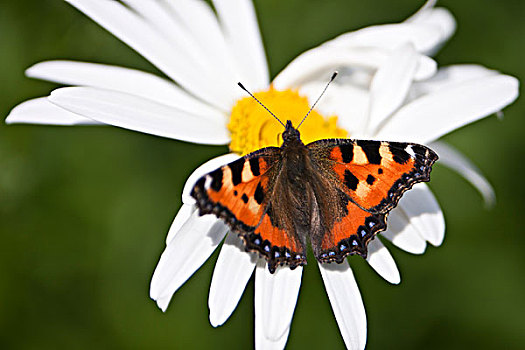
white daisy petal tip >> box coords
[414,55,437,81]
[5,97,98,125]
[255,328,291,350]
[377,74,519,144]
[255,261,302,342]
[398,184,445,247]
[423,7,457,48]
[406,1,457,53]
[431,141,496,209]
[149,213,228,310]
[483,196,497,210]
[165,204,196,246]
[155,295,172,313]
[255,317,291,350]
[319,261,367,350]
[366,239,401,285]
[382,209,428,255]
[407,0,437,19]
[208,233,257,328]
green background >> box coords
[1,0,524,349]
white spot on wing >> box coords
[356,182,371,198]
[379,144,393,162]
[242,160,254,182]
[353,146,368,165]
[204,175,212,190]
[405,145,416,158]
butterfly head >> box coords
[282,120,301,142]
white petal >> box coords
[255,261,302,341]
[154,294,174,312]
[414,55,437,81]
[410,64,498,98]
[49,87,230,144]
[424,8,456,45]
[121,0,237,93]
[326,22,443,54]
[162,0,238,81]
[398,183,445,246]
[165,204,196,245]
[333,69,374,91]
[209,233,256,327]
[366,43,419,134]
[366,238,400,284]
[382,209,427,255]
[405,0,437,21]
[65,0,232,109]
[298,81,369,137]
[431,141,495,207]
[212,0,269,90]
[255,305,291,350]
[119,0,208,66]
[5,97,99,125]
[273,46,388,90]
[181,153,241,205]
[255,329,290,350]
[275,44,434,91]
[376,75,519,143]
[27,61,223,119]
[319,262,366,350]
[407,7,456,55]
[150,211,228,311]
[255,322,290,350]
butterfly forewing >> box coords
[308,139,438,213]
[190,147,307,272]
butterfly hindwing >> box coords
[190,147,307,272]
[316,190,387,262]
[250,206,307,272]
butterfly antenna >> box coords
[297,71,338,129]
[237,82,285,128]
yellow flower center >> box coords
[228,87,347,155]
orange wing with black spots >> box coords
[315,189,387,263]
[190,147,307,272]
[308,138,437,262]
[309,139,438,213]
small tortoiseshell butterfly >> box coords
[191,74,438,273]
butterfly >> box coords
[191,75,438,273]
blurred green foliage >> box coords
[0,0,524,349]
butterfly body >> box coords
[191,121,438,273]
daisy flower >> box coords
[5,0,518,349]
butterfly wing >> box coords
[190,148,307,272]
[307,138,438,262]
